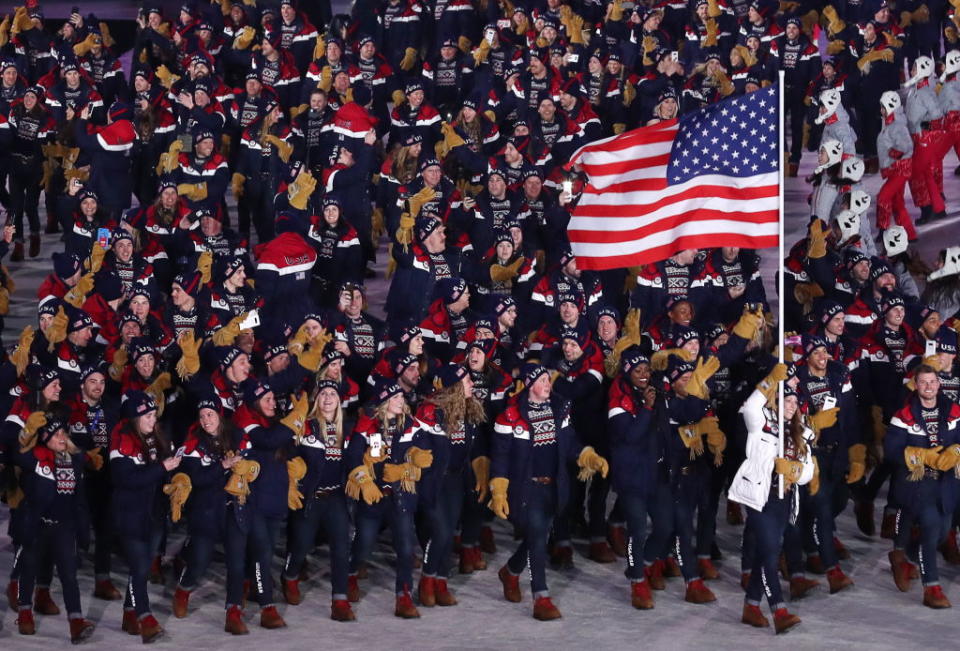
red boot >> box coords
[93,579,122,600]
[741,603,769,628]
[435,579,457,606]
[550,545,574,569]
[121,609,140,635]
[139,614,164,644]
[471,547,487,570]
[833,537,850,560]
[283,579,302,605]
[698,558,719,580]
[740,572,751,591]
[880,512,897,539]
[498,565,521,602]
[172,587,191,618]
[805,555,825,575]
[418,576,436,607]
[827,566,853,594]
[533,596,562,621]
[727,501,745,526]
[395,589,420,618]
[939,529,960,565]
[789,576,820,599]
[17,608,36,635]
[224,605,249,635]
[684,578,716,604]
[774,608,801,634]
[589,541,616,563]
[34,587,60,615]
[459,548,476,574]
[331,599,356,621]
[889,550,912,592]
[645,560,666,590]
[260,605,286,629]
[923,585,952,609]
[347,574,360,602]
[631,580,654,609]
[663,556,681,577]
[149,556,164,585]
[69,617,96,643]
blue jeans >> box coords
[224,508,282,609]
[121,538,152,617]
[619,493,647,581]
[284,492,350,598]
[350,491,417,594]
[744,494,790,611]
[903,498,950,586]
[179,534,215,591]
[506,481,557,597]
[802,470,838,568]
[423,473,465,579]
[18,521,83,616]
[643,481,676,567]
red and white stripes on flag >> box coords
[564,119,779,271]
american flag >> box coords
[565,84,780,271]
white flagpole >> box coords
[778,71,785,499]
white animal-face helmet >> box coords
[841,157,864,182]
[815,139,843,173]
[905,55,934,86]
[941,50,960,82]
[880,90,900,114]
[815,89,842,125]
[849,189,871,214]
[836,210,860,243]
[882,225,908,257]
[928,246,960,281]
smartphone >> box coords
[175,446,185,458]
[239,309,260,330]
[821,395,837,411]
[670,51,679,62]
[97,227,111,248]
[485,29,496,45]
[562,180,573,195]
[925,338,937,358]
[369,433,382,458]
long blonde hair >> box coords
[373,397,411,435]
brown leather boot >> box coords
[550,545,574,569]
[331,599,356,621]
[741,603,769,628]
[93,579,122,600]
[589,541,616,563]
[774,608,801,634]
[44,215,59,234]
[645,560,666,590]
[684,579,716,604]
[880,512,897,539]
[17,608,35,635]
[787,162,799,177]
[121,609,140,635]
[923,585,952,609]
[698,558,719,580]
[459,548,475,574]
[395,589,420,618]
[34,587,60,615]
[740,572,751,591]
[889,550,912,592]
[789,576,820,599]
[479,526,496,553]
[347,575,360,602]
[10,241,23,262]
[282,579,302,605]
[260,605,286,628]
[498,565,521,602]
[472,547,487,570]
[533,596,562,621]
[417,576,436,607]
[28,233,39,258]
[172,588,191,618]
[224,605,249,635]
[435,579,457,606]
[69,617,96,643]
[139,614,163,644]
[827,566,853,594]
[631,580,654,610]
[608,525,628,557]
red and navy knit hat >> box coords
[123,390,158,419]
[174,270,203,298]
[373,377,403,404]
[242,378,272,404]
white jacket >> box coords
[728,388,815,516]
